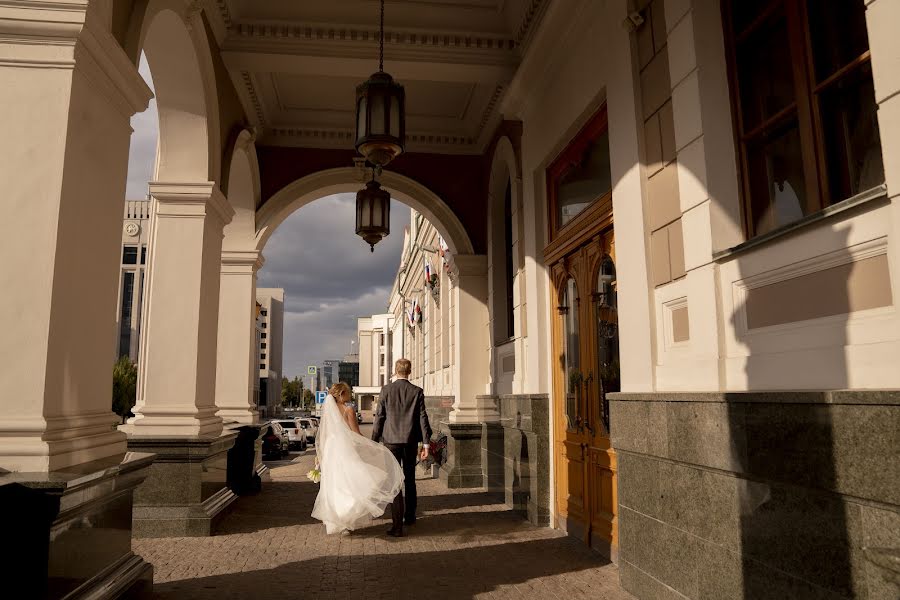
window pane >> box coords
[808,0,869,82]
[818,63,884,203]
[746,122,810,236]
[736,13,796,132]
[731,0,779,35]
[122,246,138,265]
[561,278,581,430]
[595,256,619,434]
[557,131,611,227]
[118,272,135,357]
[140,246,147,265]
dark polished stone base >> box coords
[609,390,900,600]
[476,395,551,527]
[440,423,484,489]
[225,423,266,495]
[126,431,238,537]
[0,452,156,599]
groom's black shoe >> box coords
[386,527,405,537]
[404,518,416,526]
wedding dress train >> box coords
[311,395,404,533]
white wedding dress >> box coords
[311,395,404,534]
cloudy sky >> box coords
[126,53,410,380]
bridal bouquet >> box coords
[307,461,321,484]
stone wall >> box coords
[482,395,551,526]
[609,392,900,600]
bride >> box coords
[311,382,404,534]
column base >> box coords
[126,431,238,537]
[0,452,156,599]
[448,394,500,424]
[217,408,260,425]
[439,423,485,489]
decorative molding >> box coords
[262,126,477,152]
[479,84,504,130]
[732,237,891,337]
[214,0,233,30]
[240,71,266,125]
[514,0,550,50]
[231,23,516,52]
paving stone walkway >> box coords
[134,429,632,599]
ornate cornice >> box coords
[231,23,516,52]
[262,127,476,151]
[479,84,504,131]
[514,0,549,50]
[240,71,265,125]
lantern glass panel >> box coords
[390,96,400,138]
[370,93,386,135]
[356,97,367,141]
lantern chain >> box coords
[379,0,385,73]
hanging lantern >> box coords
[356,173,390,252]
[354,0,405,167]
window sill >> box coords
[713,184,888,262]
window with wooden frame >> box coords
[547,105,612,239]
[723,0,884,239]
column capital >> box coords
[221,249,265,273]
[0,2,152,119]
[149,181,235,226]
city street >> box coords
[133,423,632,599]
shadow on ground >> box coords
[150,536,616,600]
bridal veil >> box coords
[311,394,404,533]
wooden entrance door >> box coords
[549,225,619,557]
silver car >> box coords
[276,419,308,451]
[298,418,318,444]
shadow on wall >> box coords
[729,227,857,598]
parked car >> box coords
[276,419,308,451]
[298,418,318,443]
[261,422,290,459]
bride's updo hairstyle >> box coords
[330,382,352,404]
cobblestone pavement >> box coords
[134,426,632,600]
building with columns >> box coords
[2,1,899,598]
[354,313,395,411]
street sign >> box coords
[307,366,317,375]
[315,391,327,405]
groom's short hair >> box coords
[395,358,412,377]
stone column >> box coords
[0,2,151,471]
[120,182,241,537]
[215,250,264,424]
[449,254,495,423]
[122,182,234,437]
[441,255,494,489]
[0,2,155,594]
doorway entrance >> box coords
[544,104,619,558]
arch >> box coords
[255,168,474,256]
[135,1,221,183]
[487,136,523,344]
[222,129,262,250]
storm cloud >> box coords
[257,194,410,378]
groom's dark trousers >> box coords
[385,443,418,527]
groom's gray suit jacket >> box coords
[371,378,432,446]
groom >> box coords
[372,358,432,537]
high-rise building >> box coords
[338,354,360,388]
[256,288,284,416]
[116,199,152,362]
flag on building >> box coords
[424,258,433,286]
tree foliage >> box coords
[302,389,314,408]
[281,376,304,407]
[112,356,138,423]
